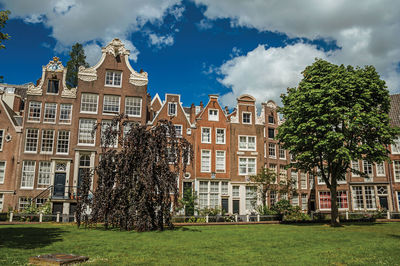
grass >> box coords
[1,223,400,265]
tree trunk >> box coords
[330,178,341,227]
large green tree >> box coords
[277,59,398,226]
[66,43,89,88]
[0,10,10,49]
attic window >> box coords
[105,71,122,87]
[168,103,177,116]
[268,115,274,124]
[47,80,59,94]
[208,109,219,121]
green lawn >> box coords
[1,223,400,265]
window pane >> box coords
[28,102,41,121]
[59,104,72,124]
[103,95,120,113]
[57,131,70,154]
[78,119,96,145]
[25,129,39,152]
[44,103,57,123]
[125,97,141,117]
[81,93,98,113]
[38,161,51,185]
[41,130,54,153]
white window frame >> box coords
[0,161,5,184]
[105,70,122,87]
[38,161,51,186]
[375,162,385,177]
[21,160,35,189]
[43,103,57,123]
[391,137,400,154]
[216,128,226,144]
[103,95,121,115]
[351,160,360,177]
[394,161,400,182]
[28,101,42,122]
[0,129,4,151]
[101,120,118,148]
[174,124,183,137]
[56,130,70,154]
[238,157,256,176]
[279,146,286,159]
[40,129,54,154]
[24,128,39,153]
[268,143,276,158]
[125,97,142,117]
[300,172,307,189]
[80,93,99,114]
[208,109,219,121]
[397,191,400,211]
[363,160,373,182]
[0,193,3,211]
[168,102,177,116]
[216,150,226,173]
[201,127,211,144]
[242,112,252,124]
[78,119,96,146]
[238,135,256,151]
[291,170,298,189]
[59,104,73,124]
[201,149,211,173]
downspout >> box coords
[388,161,396,211]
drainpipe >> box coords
[388,161,396,211]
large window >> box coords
[0,161,5,184]
[300,172,307,189]
[268,143,276,158]
[103,95,120,114]
[201,150,211,172]
[25,129,39,153]
[291,171,298,189]
[268,128,275,139]
[47,80,59,94]
[351,160,360,177]
[59,104,72,124]
[41,129,54,154]
[239,157,256,175]
[246,186,257,211]
[208,109,219,121]
[221,182,228,195]
[43,103,57,123]
[201,128,211,143]
[279,146,286,159]
[242,112,251,124]
[28,101,41,122]
[38,161,51,186]
[364,186,376,209]
[101,120,118,148]
[352,186,376,210]
[78,119,96,145]
[392,138,400,154]
[199,181,208,209]
[210,181,219,208]
[239,136,256,151]
[21,161,35,189]
[57,131,70,154]
[394,161,400,182]
[216,151,226,173]
[216,128,225,144]
[105,70,122,87]
[81,93,98,113]
[319,191,348,210]
[125,97,142,117]
[0,129,4,151]
[232,186,240,197]
[376,162,385,176]
[363,160,373,181]
[168,102,177,116]
[301,194,307,210]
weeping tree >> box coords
[77,115,192,231]
[277,59,399,227]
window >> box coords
[364,186,376,209]
[279,165,287,180]
[208,109,219,121]
[25,129,39,153]
[36,198,47,208]
[363,160,373,181]
[301,194,307,210]
[168,103,177,116]
[57,131,70,154]
[199,181,208,209]
[268,115,274,124]
[394,161,400,182]
[221,182,228,195]
[19,197,31,211]
[269,163,277,174]
[233,186,240,197]
[397,192,400,211]
[391,137,400,154]
[174,125,182,137]
[351,161,360,177]
[239,136,256,151]
[0,193,3,211]
[376,162,385,176]
[105,70,122,87]
[270,191,277,206]
[216,151,226,173]
[352,186,377,210]
[101,120,118,148]
[268,128,275,139]
[291,171,298,189]
[242,112,251,124]
[81,93,98,113]
[167,148,176,164]
[21,161,35,189]
[280,193,288,200]
[337,191,348,209]
[279,146,286,159]
[0,129,4,151]
[59,104,72,124]
[317,168,325,185]
[125,97,142,117]
[78,119,96,145]
[103,95,120,114]
[352,186,364,210]
[246,186,257,211]
[319,192,331,209]
[201,150,211,172]
[239,157,256,175]
[41,130,54,154]
[0,161,5,184]
[38,161,51,186]
[210,181,219,208]
[292,194,299,206]
[28,101,41,122]
[47,80,59,94]
[268,143,276,158]
[43,103,57,123]
[300,172,307,189]
[123,122,134,137]
[201,128,211,143]
[216,129,225,144]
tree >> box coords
[0,10,10,49]
[77,115,192,231]
[66,43,89,88]
[277,59,399,226]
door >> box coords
[183,182,194,216]
[233,200,240,214]
[221,198,229,214]
[379,196,388,210]
[53,173,66,198]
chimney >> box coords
[200,101,204,110]
[225,106,229,114]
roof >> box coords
[1,99,22,126]
[0,82,32,99]
[389,94,400,127]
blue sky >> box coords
[0,0,399,108]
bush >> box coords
[198,207,222,216]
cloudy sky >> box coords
[0,0,399,108]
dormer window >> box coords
[47,80,59,94]
[168,103,177,116]
[208,109,219,121]
[105,70,122,87]
[242,112,251,124]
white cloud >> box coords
[148,33,174,48]
[196,19,213,30]
[1,0,182,56]
[219,43,327,107]
[195,0,400,100]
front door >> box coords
[379,196,388,210]
[233,200,240,214]
[53,173,66,198]
[221,198,229,214]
